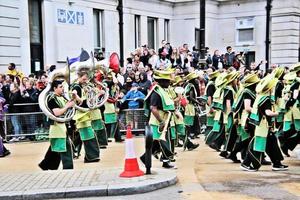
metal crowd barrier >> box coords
[4,103,49,141]
[118,108,148,133]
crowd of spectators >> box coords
[0,63,54,142]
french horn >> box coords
[38,66,76,122]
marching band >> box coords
[36,50,300,173]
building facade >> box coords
[0,0,299,75]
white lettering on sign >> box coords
[57,9,84,25]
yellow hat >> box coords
[256,74,278,94]
[153,70,173,80]
[283,71,296,82]
[272,67,284,78]
[242,73,260,88]
[173,76,184,86]
[290,62,300,73]
[215,72,227,87]
[208,70,220,80]
[223,71,240,86]
[184,72,199,81]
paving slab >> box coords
[0,168,177,200]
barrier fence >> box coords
[4,103,207,141]
[4,103,49,141]
[3,104,149,141]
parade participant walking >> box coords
[280,63,300,157]
[141,70,176,174]
[183,72,202,139]
[219,71,240,160]
[71,70,100,163]
[90,74,109,149]
[271,67,285,130]
[39,80,74,170]
[205,72,227,151]
[170,76,199,151]
[241,74,288,171]
[103,72,124,142]
[229,73,260,162]
[204,70,220,136]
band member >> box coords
[220,71,240,160]
[205,72,227,151]
[229,73,260,162]
[90,74,108,149]
[271,67,285,129]
[39,80,74,170]
[103,71,123,142]
[140,70,176,174]
[71,70,100,163]
[241,74,288,171]
[280,64,300,156]
[170,76,199,151]
[204,70,220,136]
[183,72,201,139]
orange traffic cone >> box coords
[120,125,144,178]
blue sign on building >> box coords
[67,11,76,24]
[77,12,84,25]
[57,9,66,23]
[57,9,84,25]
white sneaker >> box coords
[18,136,25,140]
[9,137,19,142]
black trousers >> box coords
[224,124,238,152]
[141,125,174,171]
[39,138,74,170]
[243,133,283,169]
[280,124,300,151]
[105,122,122,141]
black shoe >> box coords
[219,151,228,158]
[84,158,100,163]
[281,146,290,157]
[188,143,199,151]
[261,159,272,165]
[176,143,183,147]
[272,164,288,171]
[100,146,107,149]
[162,161,175,169]
[227,154,241,163]
[108,139,112,143]
[170,158,176,162]
[115,139,124,142]
[240,163,258,172]
[38,163,48,171]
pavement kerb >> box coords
[0,168,177,200]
